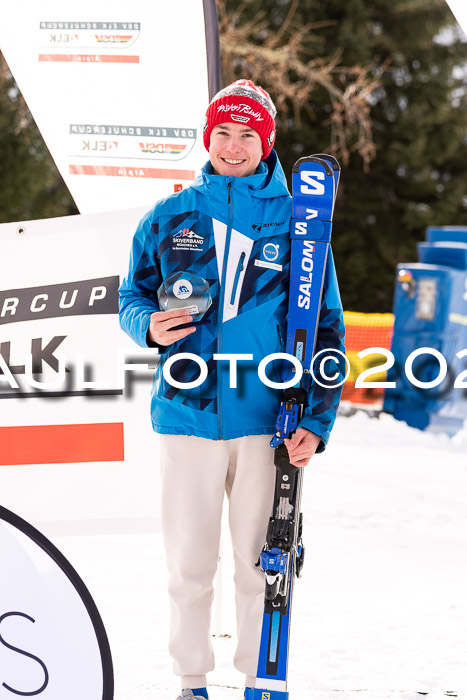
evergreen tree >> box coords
[0,52,77,224]
[219,0,467,311]
[310,0,467,311]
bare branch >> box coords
[216,0,382,169]
[266,0,299,49]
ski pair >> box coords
[251,155,341,700]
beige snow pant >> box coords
[159,433,276,690]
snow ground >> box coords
[50,412,467,700]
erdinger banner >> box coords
[0,505,113,699]
[0,0,220,213]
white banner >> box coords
[0,0,220,213]
[0,209,162,531]
[0,506,113,699]
[445,0,467,37]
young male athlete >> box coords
[119,80,345,700]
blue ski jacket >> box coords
[119,150,345,447]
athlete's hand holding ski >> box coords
[284,427,321,467]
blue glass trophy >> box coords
[157,271,212,326]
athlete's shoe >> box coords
[176,689,209,700]
[244,689,254,700]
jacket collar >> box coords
[191,149,290,201]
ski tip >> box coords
[313,154,341,173]
[292,155,334,176]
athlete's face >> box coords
[209,122,263,178]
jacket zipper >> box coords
[230,252,246,305]
[277,324,285,347]
[217,180,234,439]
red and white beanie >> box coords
[204,79,277,160]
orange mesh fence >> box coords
[341,311,394,408]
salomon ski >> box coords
[250,155,340,700]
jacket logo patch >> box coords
[254,259,282,272]
[252,221,286,234]
[172,228,205,250]
[263,243,279,262]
